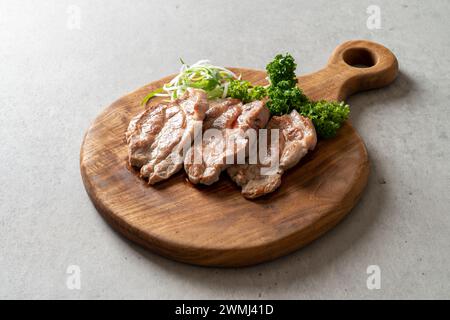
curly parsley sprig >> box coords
[263,53,349,138]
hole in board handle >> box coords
[343,48,377,68]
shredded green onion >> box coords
[141,87,164,106]
[142,60,238,105]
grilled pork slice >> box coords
[227,110,317,199]
[184,100,270,185]
[126,88,208,184]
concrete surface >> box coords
[1,0,449,299]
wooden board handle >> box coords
[298,40,399,101]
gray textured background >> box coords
[1,0,449,299]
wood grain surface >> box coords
[80,40,398,267]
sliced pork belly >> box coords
[227,110,317,199]
[184,100,270,185]
[126,88,208,184]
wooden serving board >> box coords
[80,40,398,267]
